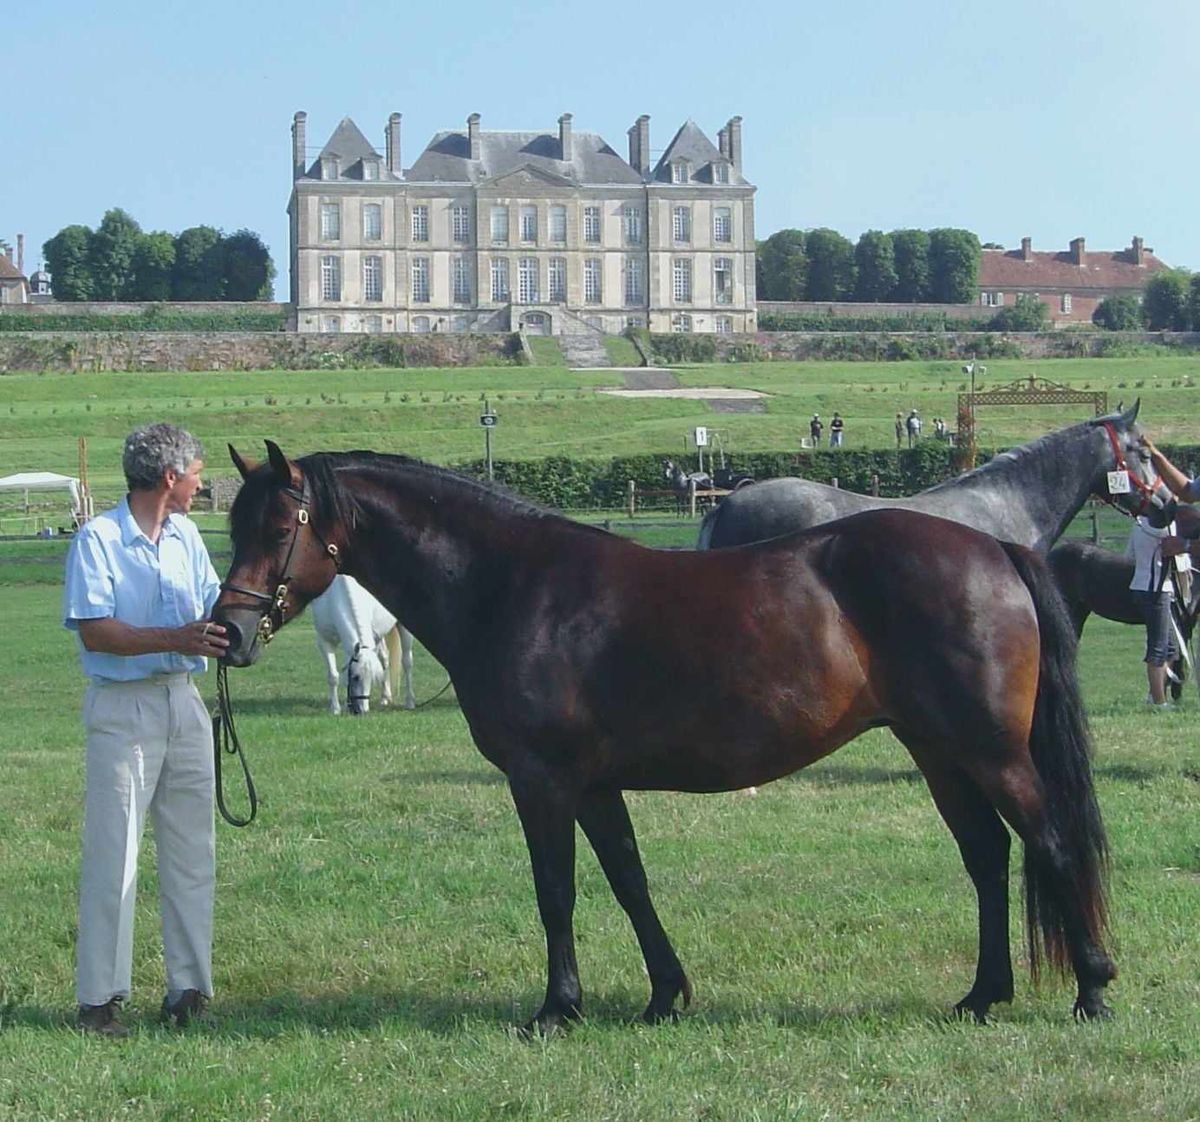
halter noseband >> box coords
[221,478,343,644]
[1101,421,1164,520]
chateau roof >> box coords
[653,120,746,185]
[306,117,389,179]
[979,244,1169,292]
[406,129,643,186]
[0,255,25,280]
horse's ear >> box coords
[1121,398,1141,425]
[228,444,255,480]
[264,440,299,487]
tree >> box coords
[890,229,931,302]
[128,232,176,301]
[1092,294,1144,331]
[853,230,897,302]
[43,225,95,301]
[222,229,275,301]
[804,228,855,301]
[756,229,807,301]
[1141,270,1191,330]
[989,293,1049,332]
[172,226,226,300]
[88,208,142,300]
[927,228,981,304]
[1187,274,1200,332]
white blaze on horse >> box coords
[310,574,415,714]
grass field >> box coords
[2,516,1199,1120]
[3,353,1200,516]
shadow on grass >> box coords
[783,765,923,787]
[380,768,505,786]
[216,696,461,717]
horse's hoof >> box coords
[951,999,990,1025]
[1073,998,1115,1022]
[516,1006,581,1040]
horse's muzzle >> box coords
[212,611,262,668]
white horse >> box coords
[310,575,415,715]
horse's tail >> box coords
[1001,541,1109,980]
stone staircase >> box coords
[558,331,610,368]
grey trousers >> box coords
[76,673,215,1006]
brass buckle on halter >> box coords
[256,615,275,644]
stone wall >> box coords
[758,300,983,321]
[0,331,525,373]
[0,301,292,319]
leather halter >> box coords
[1101,421,1163,519]
[220,478,342,644]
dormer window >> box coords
[671,161,689,184]
[320,156,340,180]
[362,159,379,181]
[713,161,730,184]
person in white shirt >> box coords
[1126,515,1187,707]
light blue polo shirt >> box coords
[63,496,221,683]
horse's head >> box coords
[213,441,345,667]
[1098,400,1176,528]
[344,640,384,716]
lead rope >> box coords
[213,660,258,826]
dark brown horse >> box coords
[213,442,1133,1033]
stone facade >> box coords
[289,112,756,336]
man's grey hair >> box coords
[122,423,203,491]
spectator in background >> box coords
[894,413,904,449]
[906,409,922,448]
[809,414,823,448]
[829,412,845,447]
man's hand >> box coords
[176,620,229,657]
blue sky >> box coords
[5,0,1198,296]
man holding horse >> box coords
[62,423,228,1037]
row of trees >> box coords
[1095,270,1200,332]
[43,209,275,302]
[757,227,982,305]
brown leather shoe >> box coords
[160,988,210,1028]
[77,998,130,1038]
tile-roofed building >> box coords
[977,236,1168,324]
[0,236,30,305]
[288,111,756,336]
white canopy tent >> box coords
[0,471,87,522]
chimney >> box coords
[386,112,402,175]
[292,112,307,179]
[1070,236,1086,265]
[717,126,729,159]
[468,113,481,161]
[17,234,24,275]
[1021,236,1032,261]
[726,116,743,173]
[558,113,573,162]
[628,114,650,177]
[1131,236,1145,266]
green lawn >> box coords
[1,515,1199,1119]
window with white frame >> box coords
[411,257,430,303]
[623,257,643,306]
[671,162,687,184]
[320,203,341,241]
[549,205,567,242]
[411,205,429,242]
[412,316,431,333]
[715,315,733,334]
[452,204,471,243]
[584,258,602,303]
[548,257,566,302]
[714,162,730,184]
[672,206,691,242]
[520,206,537,243]
[363,256,383,302]
[981,291,1003,307]
[714,257,733,305]
[452,256,470,303]
[491,206,509,244]
[671,313,692,333]
[364,314,383,333]
[320,255,341,300]
[1061,293,1073,313]
[672,258,692,303]
[583,206,601,244]
[518,258,539,303]
[626,316,644,329]
[491,257,510,302]
[362,203,382,241]
[713,207,732,243]
[623,206,642,245]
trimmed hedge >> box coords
[0,307,287,333]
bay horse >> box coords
[213,441,1149,1033]
[698,403,1172,553]
[310,574,416,715]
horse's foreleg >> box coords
[317,637,341,715]
[577,789,691,1023]
[903,740,1014,1022]
[376,635,394,708]
[508,771,581,1036]
[399,627,415,710]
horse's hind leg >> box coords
[900,736,1014,1021]
[317,636,341,715]
[398,627,415,710]
[576,789,691,1024]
